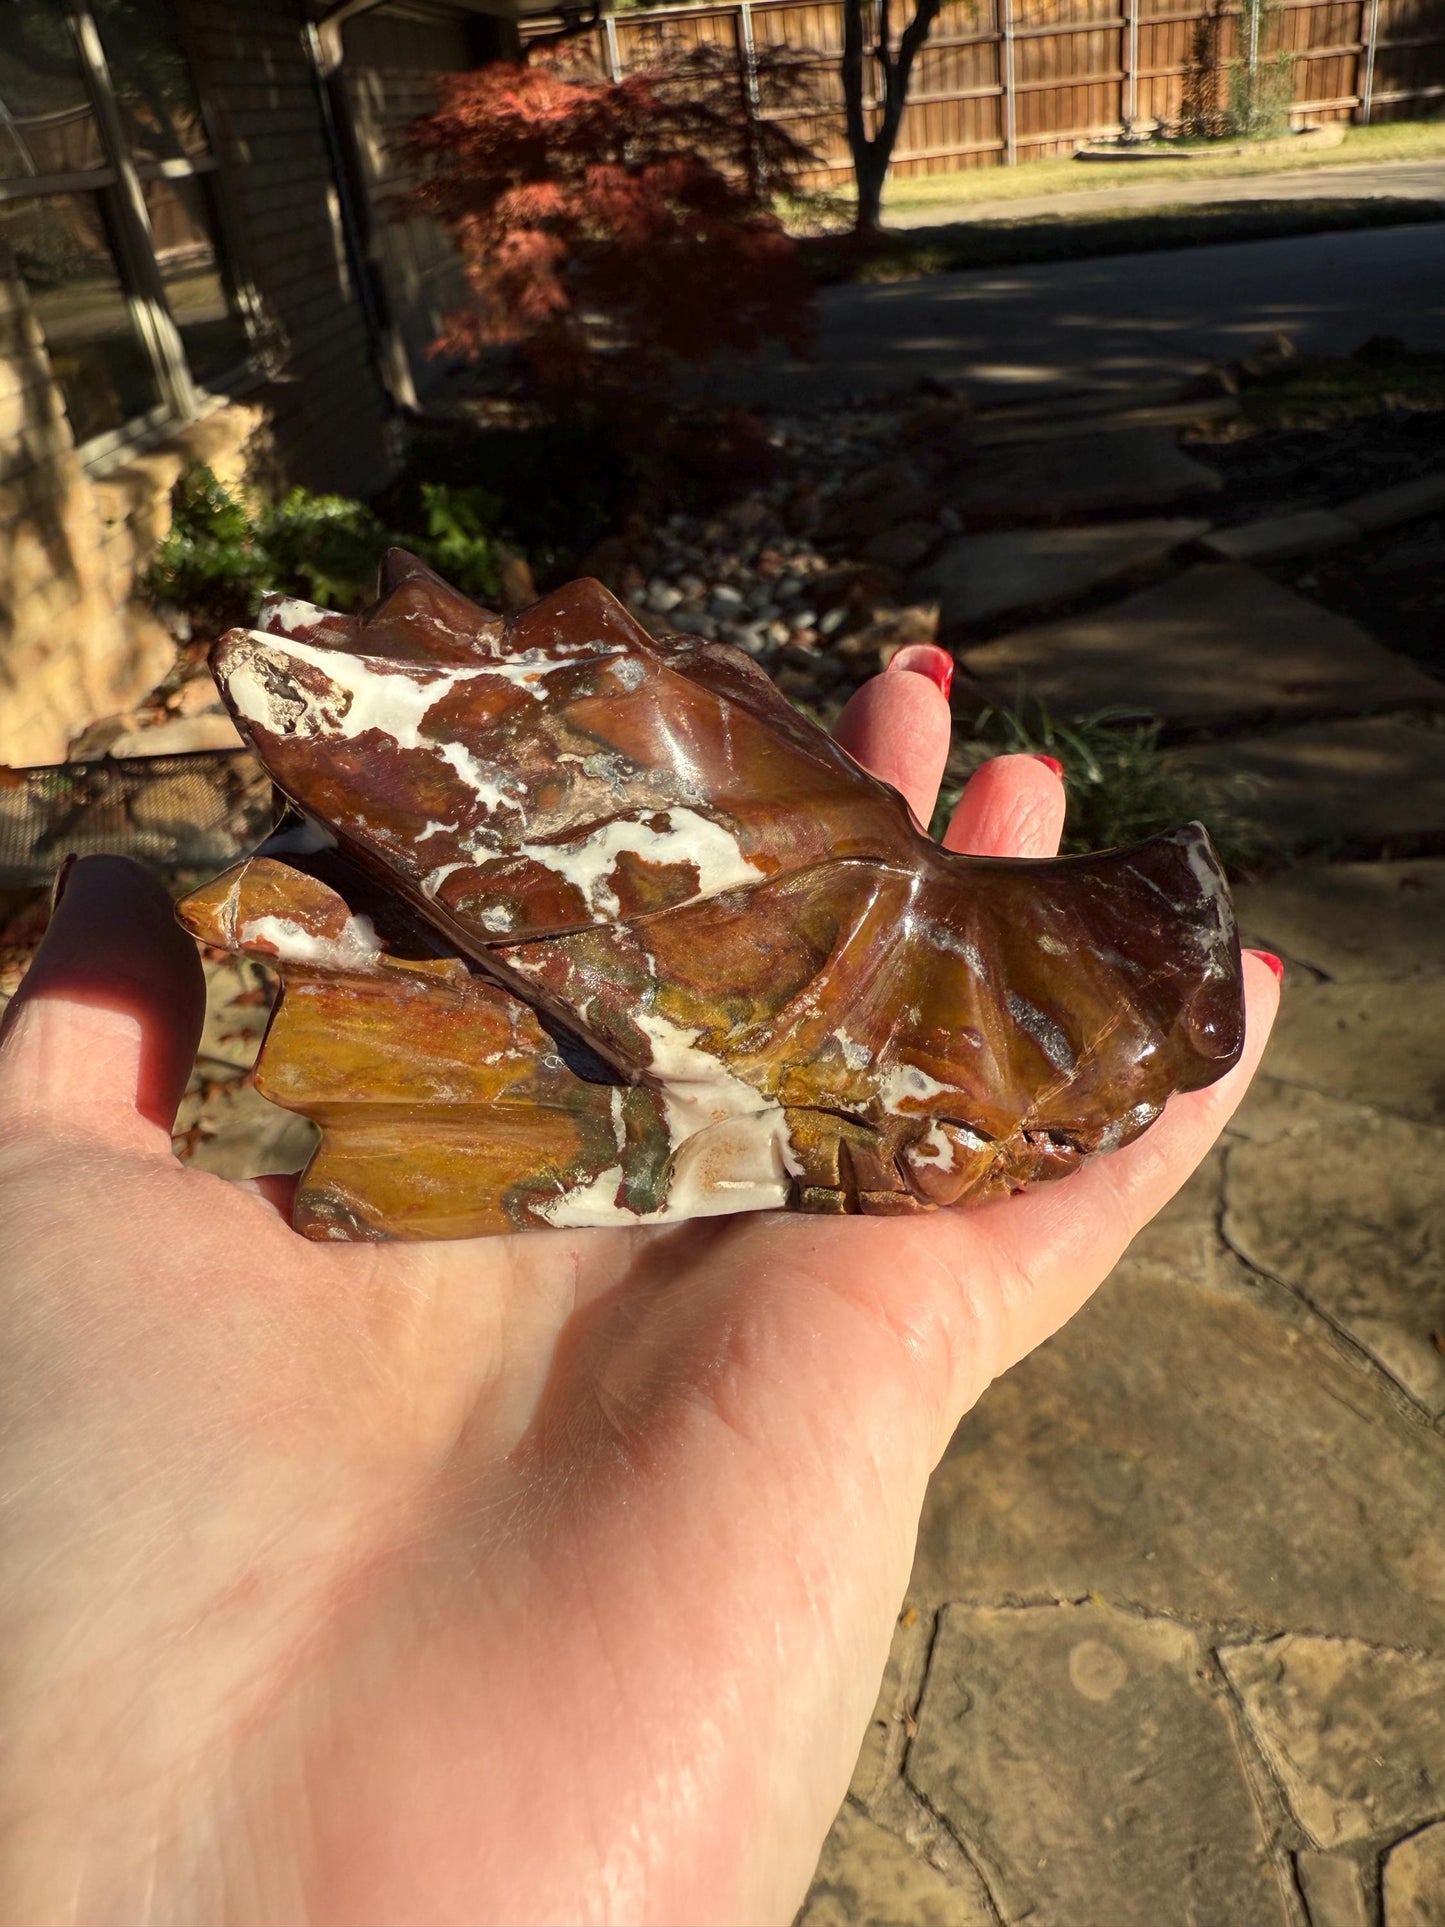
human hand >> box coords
[0,650,1278,1926]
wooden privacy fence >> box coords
[523,0,1445,182]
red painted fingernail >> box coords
[1250,950,1285,982]
[1033,755,1064,777]
[887,643,954,699]
[49,852,78,915]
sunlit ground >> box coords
[792,118,1445,229]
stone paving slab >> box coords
[1295,1851,1373,1927]
[1225,1097,1445,1414]
[911,1253,1445,1650]
[1234,860,1445,982]
[173,1075,317,1181]
[1201,510,1358,564]
[798,1805,993,1927]
[1220,1638,1445,1850]
[1339,472,1445,534]
[961,565,1445,726]
[953,426,1222,522]
[107,710,246,757]
[973,391,1240,447]
[1167,718,1445,852]
[916,519,1208,629]
[1383,1821,1445,1927]
[906,1602,1287,1927]
[846,1609,934,1813]
[1261,979,1445,1128]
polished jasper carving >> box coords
[177,549,1245,1240]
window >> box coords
[0,0,253,460]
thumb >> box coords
[0,857,206,1150]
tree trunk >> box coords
[841,0,874,228]
[841,0,943,235]
[853,149,889,232]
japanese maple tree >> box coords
[401,46,820,397]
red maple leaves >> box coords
[400,47,820,396]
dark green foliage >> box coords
[412,483,504,604]
[1226,0,1294,140]
[250,489,392,611]
[372,416,628,582]
[146,467,511,617]
[146,466,263,607]
[1226,49,1294,140]
[1238,344,1445,429]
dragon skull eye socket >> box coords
[179,553,1246,1241]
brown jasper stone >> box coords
[177,549,1244,1240]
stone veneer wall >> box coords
[0,0,400,766]
[0,253,270,766]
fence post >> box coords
[1001,0,1018,163]
[737,0,762,118]
[1123,0,1139,127]
[602,10,622,83]
[1359,0,1381,121]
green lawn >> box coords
[802,192,1445,284]
[867,120,1445,219]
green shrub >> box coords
[372,415,635,579]
[253,488,390,610]
[146,468,511,616]
[413,482,503,603]
[146,466,265,608]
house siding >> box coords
[0,0,471,763]
[184,0,395,491]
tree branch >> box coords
[877,0,894,95]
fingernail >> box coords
[49,852,78,916]
[886,643,954,699]
[1250,950,1285,983]
[1033,755,1064,778]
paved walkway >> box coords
[886,156,1445,228]
[721,223,1445,407]
[789,379,1445,1925]
[804,853,1445,1927]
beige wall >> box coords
[0,0,411,765]
[0,246,265,766]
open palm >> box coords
[0,655,1276,1927]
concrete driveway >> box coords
[720,222,1445,407]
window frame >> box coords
[0,0,260,468]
